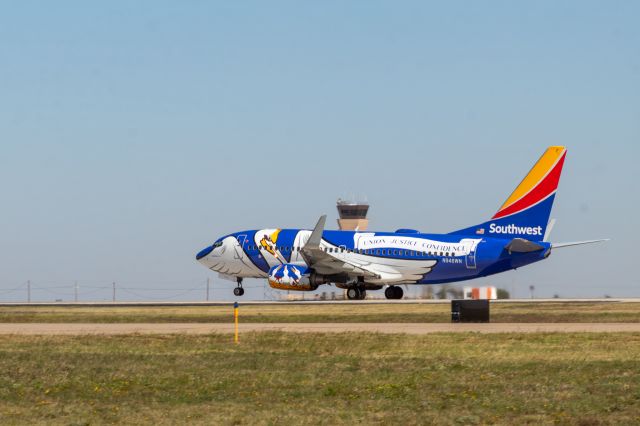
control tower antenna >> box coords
[336,198,369,231]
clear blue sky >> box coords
[1,1,638,301]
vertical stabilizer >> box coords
[450,146,567,241]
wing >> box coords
[300,215,381,278]
[300,215,437,282]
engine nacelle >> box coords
[268,264,315,291]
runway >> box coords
[1,298,639,307]
[1,322,640,335]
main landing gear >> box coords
[346,285,367,300]
[385,286,404,300]
[233,278,245,297]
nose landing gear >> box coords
[233,278,245,297]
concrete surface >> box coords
[1,298,639,307]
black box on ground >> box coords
[451,299,490,323]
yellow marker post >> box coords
[233,301,239,344]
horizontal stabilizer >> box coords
[552,239,609,249]
[504,238,545,253]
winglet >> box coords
[304,215,326,250]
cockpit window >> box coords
[212,241,223,249]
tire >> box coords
[359,289,367,300]
[347,287,360,300]
[233,287,244,297]
[393,286,404,299]
[385,286,396,299]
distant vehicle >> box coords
[196,146,606,300]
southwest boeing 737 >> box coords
[196,146,606,299]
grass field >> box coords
[0,332,638,425]
[0,302,639,323]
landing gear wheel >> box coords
[385,286,404,300]
[393,286,404,299]
[347,286,367,300]
[385,286,395,300]
[233,278,244,297]
[346,287,360,300]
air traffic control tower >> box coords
[336,198,369,231]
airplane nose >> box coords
[196,245,213,260]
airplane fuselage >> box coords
[196,228,551,286]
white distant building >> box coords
[463,286,497,300]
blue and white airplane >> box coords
[196,146,606,299]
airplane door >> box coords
[235,235,247,259]
[461,239,480,270]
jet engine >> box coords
[268,264,316,291]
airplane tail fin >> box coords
[450,146,567,241]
